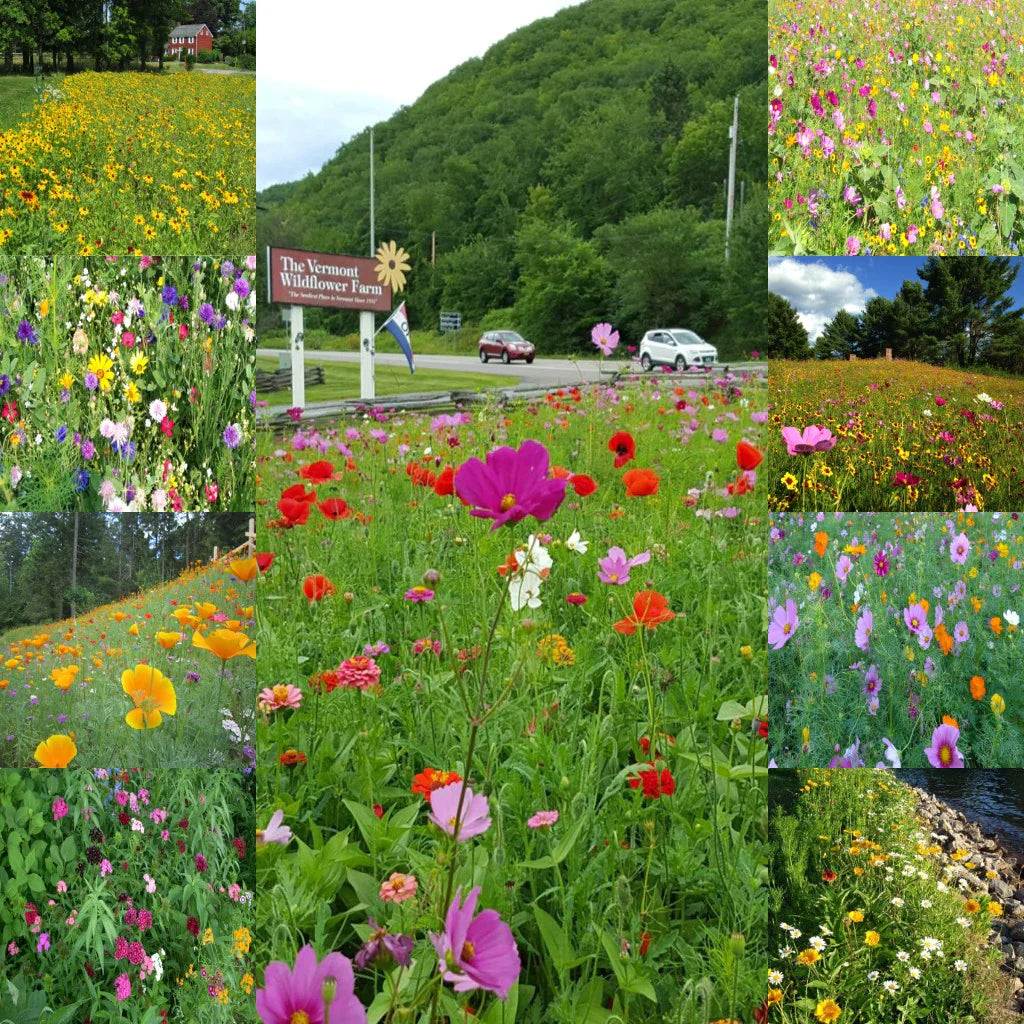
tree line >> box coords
[0,513,251,629]
[768,257,1024,374]
[0,0,254,74]
[258,0,767,358]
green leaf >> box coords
[715,699,749,721]
[621,972,657,1001]
[342,800,381,850]
[521,814,587,870]
[997,200,1015,240]
[59,836,76,863]
[533,906,575,974]
[25,873,44,894]
[599,931,627,987]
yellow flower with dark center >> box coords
[122,664,177,729]
[87,353,114,392]
[374,240,411,293]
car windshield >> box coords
[668,330,704,346]
[496,332,525,343]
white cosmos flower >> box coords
[565,529,588,554]
[509,571,544,611]
[1005,610,1020,627]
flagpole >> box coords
[361,125,376,400]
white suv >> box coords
[638,329,717,371]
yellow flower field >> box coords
[0,72,254,253]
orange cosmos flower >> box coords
[622,468,660,497]
[969,675,986,700]
[192,629,256,661]
[122,665,177,729]
[155,631,183,650]
[991,616,1003,635]
[613,590,676,635]
[228,557,258,582]
[34,733,77,768]
[814,532,829,557]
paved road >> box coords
[256,349,766,388]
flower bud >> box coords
[422,568,442,587]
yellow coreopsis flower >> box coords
[130,352,149,375]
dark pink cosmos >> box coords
[256,945,365,1024]
[780,425,836,454]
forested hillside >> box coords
[0,513,251,628]
[258,0,767,356]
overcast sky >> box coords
[257,1,584,190]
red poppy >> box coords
[280,483,318,503]
[317,498,351,520]
[433,465,455,496]
[613,590,675,635]
[302,574,335,602]
[736,441,763,471]
[255,552,275,573]
[629,764,675,798]
[411,768,462,802]
[276,498,311,526]
[757,718,768,739]
[299,460,335,482]
[622,468,659,497]
[727,472,754,495]
[608,431,636,468]
[570,474,597,496]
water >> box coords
[901,770,1024,861]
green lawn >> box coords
[256,356,517,403]
[0,77,41,128]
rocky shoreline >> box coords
[911,786,1024,1012]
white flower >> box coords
[883,980,899,995]
[909,966,921,980]
[897,951,910,962]
[225,290,240,310]
[975,392,993,404]
[868,970,880,982]
[922,408,932,417]
[788,928,802,940]
[956,916,970,928]
[954,960,967,972]
[565,529,588,554]
[778,945,794,959]
[920,899,932,908]
[768,969,784,985]
[151,951,163,981]
[1005,610,1020,627]
[809,936,826,951]
[149,399,167,422]
[509,571,544,611]
[891,897,904,907]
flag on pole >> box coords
[376,302,414,374]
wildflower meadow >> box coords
[768,512,1024,769]
[0,545,257,769]
[769,0,1024,256]
[767,359,1024,512]
[0,72,254,253]
[253,373,769,1022]
[769,770,1009,1023]
[0,254,255,510]
[0,768,256,1023]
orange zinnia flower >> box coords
[192,629,256,661]
[411,768,462,802]
[34,733,77,768]
[969,675,986,700]
[613,590,676,635]
[622,468,660,497]
[122,665,177,729]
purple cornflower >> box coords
[222,423,242,449]
[16,320,37,344]
[198,302,216,325]
[234,277,251,299]
[161,285,177,306]
[84,373,99,391]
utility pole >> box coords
[725,94,739,262]
[431,230,436,266]
[362,125,376,400]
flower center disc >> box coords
[500,493,516,511]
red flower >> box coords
[372,804,385,819]
[613,590,675,635]
[411,768,462,802]
[754,1000,769,1024]
[622,468,659,497]
[629,764,675,798]
[279,749,308,765]
[24,903,39,926]
[736,441,763,471]
[433,465,455,496]
[570,473,597,496]
[821,869,837,882]
[255,552,275,573]
[303,574,335,602]
[186,916,199,937]
[160,416,174,437]
[299,460,335,482]
[280,484,318,503]
[639,931,652,955]
[608,431,636,468]
[317,498,351,520]
[276,498,311,527]
[757,718,768,739]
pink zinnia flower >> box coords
[428,782,492,841]
[924,723,963,768]
[257,684,304,712]
[597,546,650,586]
[256,945,366,1024]
[768,599,799,649]
[454,439,567,531]
[780,425,836,454]
[527,810,559,829]
[379,872,418,903]
[335,655,381,691]
[404,585,435,603]
[430,887,521,999]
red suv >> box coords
[478,330,535,364]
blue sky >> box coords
[768,257,1024,340]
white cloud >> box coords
[768,257,876,341]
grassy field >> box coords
[0,76,42,127]
[0,559,256,768]
[254,373,769,1021]
[256,356,518,402]
[767,359,1024,511]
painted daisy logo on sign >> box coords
[374,240,411,292]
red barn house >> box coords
[166,23,213,58]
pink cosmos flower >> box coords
[854,607,873,652]
[257,684,304,712]
[256,945,366,1024]
[949,532,969,564]
[597,546,650,586]
[835,554,853,584]
[428,782,492,841]
[379,873,418,904]
[528,810,559,829]
[768,599,799,649]
[454,439,567,531]
[780,425,836,454]
[924,723,963,768]
[904,602,927,634]
[591,322,620,356]
[430,887,521,999]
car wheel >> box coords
[675,355,687,371]
[479,350,488,363]
[501,350,510,364]
[526,357,534,364]
[640,353,652,371]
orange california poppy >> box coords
[970,675,986,700]
[622,468,660,497]
[192,629,256,661]
[50,665,80,691]
[613,590,676,635]
[228,557,259,583]
[736,441,763,471]
[112,612,129,623]
[122,665,177,729]
[155,631,183,650]
[128,623,140,637]
[934,623,954,656]
[193,601,218,621]
[814,532,829,557]
[34,733,78,768]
